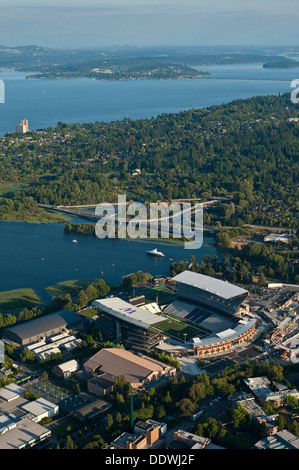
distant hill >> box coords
[263,57,299,69]
[0,44,298,79]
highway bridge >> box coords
[37,202,216,234]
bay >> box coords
[0,219,225,300]
[0,62,296,296]
[0,63,297,137]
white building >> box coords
[264,233,291,244]
[53,359,80,378]
[16,119,29,134]
[0,418,51,449]
[0,383,25,402]
[21,397,59,423]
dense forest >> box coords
[0,93,298,229]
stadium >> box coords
[92,297,166,353]
[171,270,249,316]
[92,271,257,357]
[160,270,256,357]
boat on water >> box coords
[72,239,78,243]
[147,248,165,257]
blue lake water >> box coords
[0,63,297,136]
[0,219,225,300]
[0,62,297,295]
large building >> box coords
[83,347,176,390]
[243,377,299,405]
[16,119,29,134]
[191,318,256,357]
[155,271,256,358]
[0,383,57,449]
[0,418,51,449]
[73,398,112,422]
[111,421,161,449]
[92,273,254,358]
[92,297,165,353]
[173,430,214,449]
[236,394,279,435]
[254,430,299,450]
[172,271,249,316]
[3,310,83,346]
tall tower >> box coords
[16,119,29,134]
[22,119,29,133]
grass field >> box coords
[152,314,207,342]
[46,278,97,297]
[0,288,41,311]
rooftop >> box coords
[0,383,25,402]
[55,359,80,372]
[21,397,58,417]
[74,398,112,420]
[4,310,81,341]
[93,297,165,330]
[255,430,299,450]
[84,348,174,385]
[0,418,50,449]
[172,271,248,300]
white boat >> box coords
[72,239,78,243]
[147,248,165,257]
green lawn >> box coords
[46,278,98,297]
[0,288,41,311]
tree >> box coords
[41,370,48,382]
[20,349,35,364]
[156,405,166,419]
[230,404,251,429]
[195,417,220,439]
[22,389,39,401]
[66,435,76,449]
[73,383,80,395]
[106,413,113,430]
[178,398,197,417]
[189,382,206,402]
[286,395,299,410]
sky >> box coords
[0,0,298,49]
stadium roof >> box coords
[172,271,248,300]
[92,297,164,330]
[190,318,256,347]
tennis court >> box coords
[23,379,72,403]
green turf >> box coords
[0,288,41,311]
[152,315,207,342]
[46,278,98,296]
